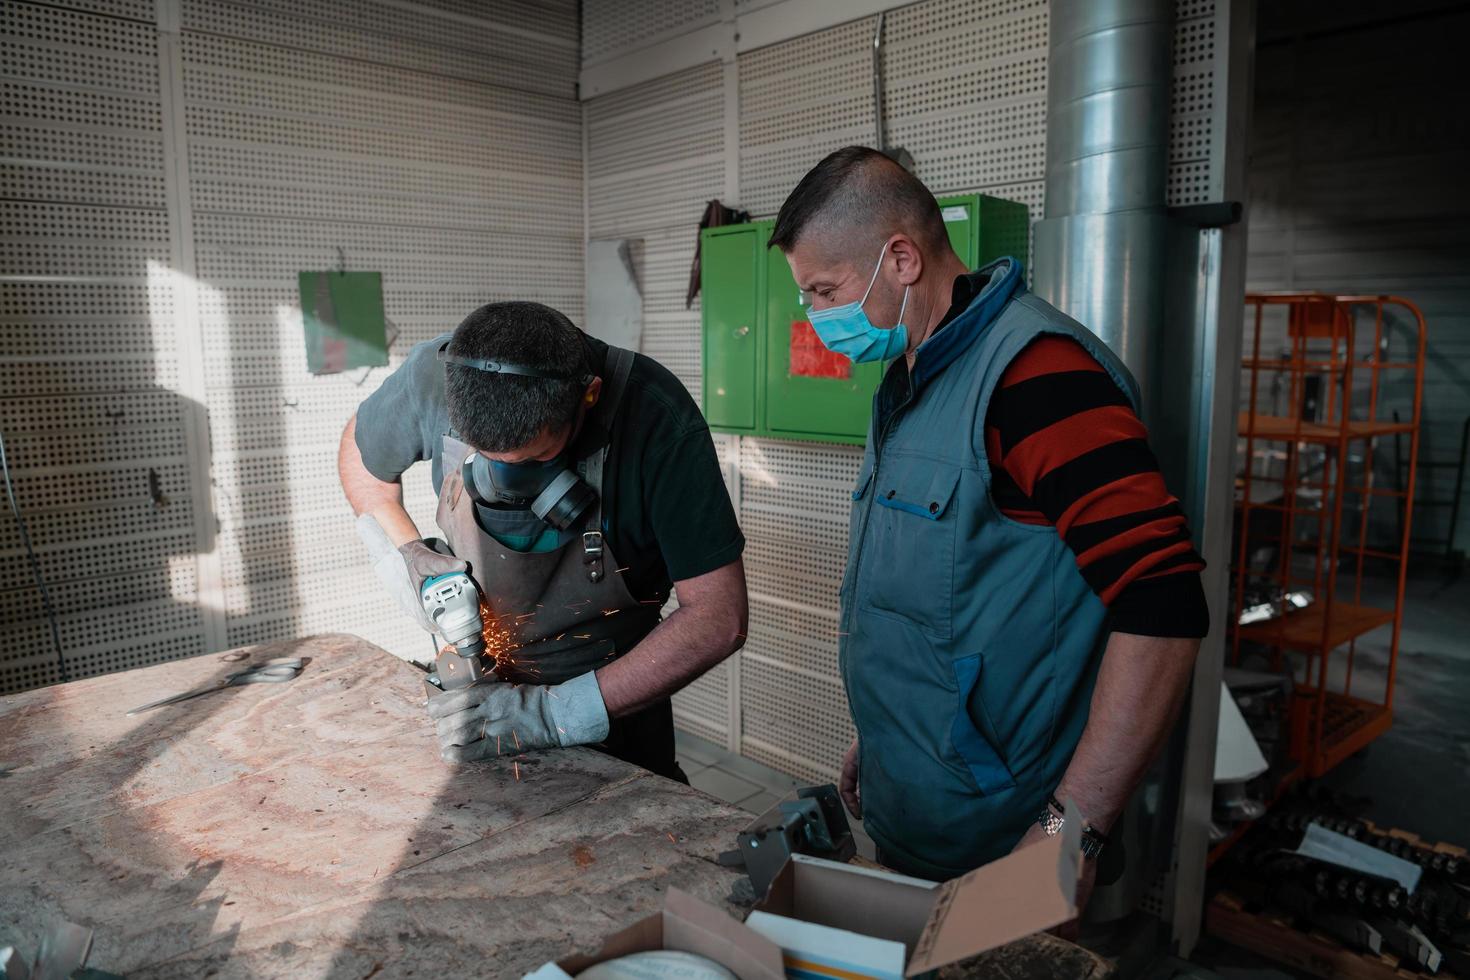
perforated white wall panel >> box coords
[1168,0,1221,206]
[0,1,206,693]
[1,0,580,694]
[583,0,723,66]
[584,0,1232,780]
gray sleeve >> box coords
[354,335,450,482]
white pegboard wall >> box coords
[0,464,194,561]
[0,558,196,628]
[9,597,204,682]
[1,14,157,96]
[740,659,855,785]
[672,658,731,747]
[885,0,1049,197]
[586,62,725,240]
[1,2,155,58]
[186,145,581,239]
[1,0,583,693]
[0,126,166,209]
[582,0,723,66]
[2,626,205,696]
[735,1,1048,217]
[1,11,181,710]
[183,0,577,99]
[737,15,882,218]
[1167,0,1220,206]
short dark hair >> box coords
[768,145,948,256]
[444,302,589,453]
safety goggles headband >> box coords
[436,341,592,384]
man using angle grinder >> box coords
[338,301,747,781]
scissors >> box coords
[126,657,305,716]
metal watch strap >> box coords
[1037,802,1107,859]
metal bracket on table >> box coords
[718,784,855,900]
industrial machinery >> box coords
[421,571,491,693]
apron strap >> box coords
[579,345,637,584]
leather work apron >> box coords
[434,346,682,781]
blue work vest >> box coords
[839,257,1141,880]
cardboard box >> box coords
[746,805,1082,978]
[524,887,785,980]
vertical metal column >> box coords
[1033,0,1175,398]
[1170,0,1256,954]
[156,0,228,654]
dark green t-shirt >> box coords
[354,332,744,604]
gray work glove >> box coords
[355,513,467,634]
[426,671,610,763]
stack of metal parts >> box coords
[1217,801,1470,974]
[1237,585,1314,627]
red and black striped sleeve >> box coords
[984,336,1209,638]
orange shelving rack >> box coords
[1232,292,1426,781]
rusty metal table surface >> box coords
[0,634,758,978]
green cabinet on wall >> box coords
[700,193,1029,445]
[700,227,760,431]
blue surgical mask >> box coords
[805,246,910,363]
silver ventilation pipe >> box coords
[1033,0,1174,398]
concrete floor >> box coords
[1311,567,1470,847]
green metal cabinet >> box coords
[700,193,1028,445]
[700,227,760,430]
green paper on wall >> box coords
[298,270,388,374]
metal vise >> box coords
[719,784,856,899]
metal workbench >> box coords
[0,634,1111,979]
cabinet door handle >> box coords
[734,325,750,338]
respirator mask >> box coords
[438,342,599,532]
[461,451,597,531]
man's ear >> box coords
[890,234,925,286]
[584,375,603,408]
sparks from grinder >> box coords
[421,571,537,690]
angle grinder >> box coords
[420,571,492,694]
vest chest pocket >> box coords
[857,462,961,639]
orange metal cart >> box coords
[1231,293,1426,783]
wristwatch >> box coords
[1037,795,1108,859]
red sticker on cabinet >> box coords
[789,320,851,380]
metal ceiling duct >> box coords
[1033,0,1174,399]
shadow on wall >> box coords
[0,265,218,694]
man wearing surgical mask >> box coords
[339,301,747,780]
[771,147,1208,912]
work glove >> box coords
[426,671,610,763]
[356,513,467,634]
